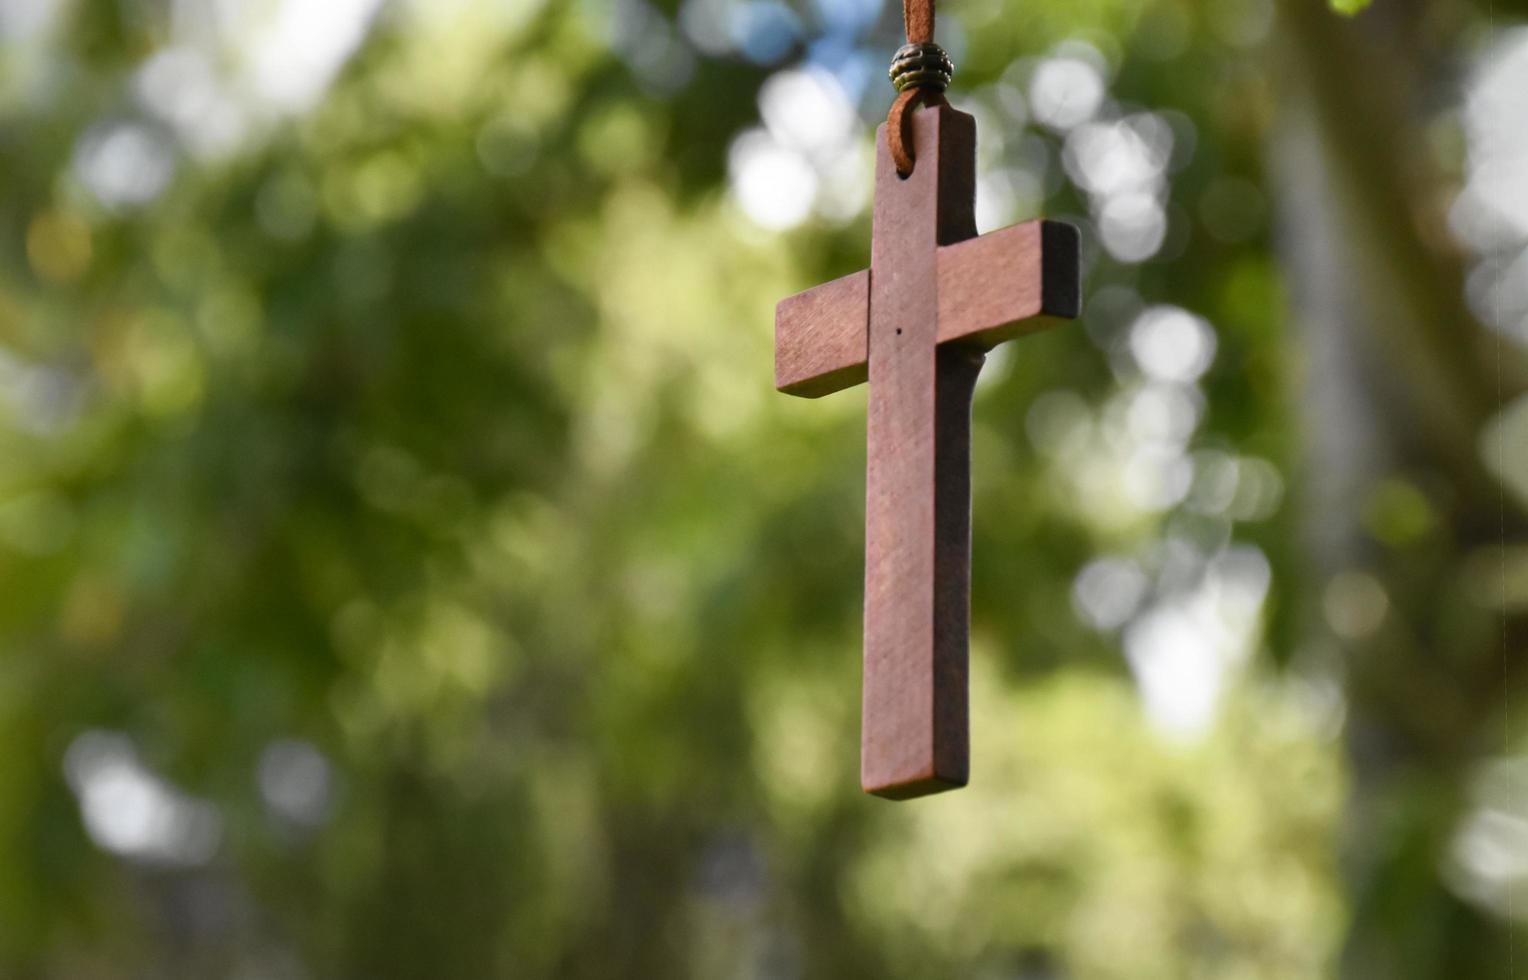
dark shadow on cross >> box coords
[773,104,1080,800]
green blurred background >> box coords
[2,0,1527,976]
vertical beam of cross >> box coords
[862,106,978,798]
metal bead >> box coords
[888,42,953,93]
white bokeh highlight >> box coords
[64,730,222,867]
[1123,546,1271,738]
[728,68,866,230]
[258,738,335,828]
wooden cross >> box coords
[774,104,1080,800]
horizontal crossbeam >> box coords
[774,219,1079,398]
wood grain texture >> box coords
[861,104,976,799]
[936,219,1079,347]
[774,270,868,397]
[774,221,1079,397]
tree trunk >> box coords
[1272,3,1528,976]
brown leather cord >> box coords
[903,0,933,44]
[889,0,938,175]
[887,86,944,176]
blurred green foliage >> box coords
[0,0,1523,978]
[1329,0,1373,16]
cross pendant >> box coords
[774,104,1080,799]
